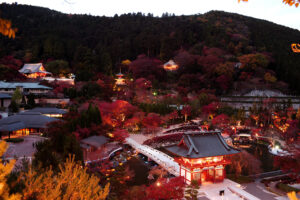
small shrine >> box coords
[165,131,239,185]
[163,60,179,71]
[115,71,126,86]
[19,63,52,78]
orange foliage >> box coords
[238,0,299,7]
[0,18,17,38]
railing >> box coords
[127,138,179,176]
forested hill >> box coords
[0,3,300,93]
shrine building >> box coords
[19,63,52,78]
[165,131,239,185]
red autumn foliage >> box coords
[215,75,231,91]
[146,177,185,200]
[181,105,191,119]
[274,148,300,182]
[96,100,138,128]
[129,55,165,81]
[212,114,230,126]
[112,129,129,142]
[135,78,152,90]
[142,113,164,133]
[202,102,219,115]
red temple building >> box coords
[165,131,239,185]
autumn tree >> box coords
[181,105,192,122]
[111,129,129,143]
[227,150,262,177]
[142,113,164,133]
[146,177,185,200]
[22,155,110,200]
[0,141,21,200]
[0,18,17,38]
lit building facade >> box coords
[165,131,239,185]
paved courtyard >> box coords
[3,135,46,159]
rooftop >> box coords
[165,131,239,158]
[80,135,108,149]
[19,63,51,74]
[0,112,58,131]
[29,107,67,115]
[0,81,52,90]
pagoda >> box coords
[163,60,179,71]
[165,131,239,185]
[115,70,126,86]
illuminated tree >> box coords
[146,177,185,200]
[181,105,192,122]
[238,0,299,7]
[0,141,21,200]
[23,155,110,200]
[0,18,17,38]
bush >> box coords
[226,174,254,184]
[5,138,24,143]
[276,182,300,193]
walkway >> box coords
[126,137,180,176]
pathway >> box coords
[126,137,180,176]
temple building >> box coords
[165,131,239,185]
[0,111,58,138]
[163,60,179,71]
[115,72,126,86]
[19,63,52,78]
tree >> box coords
[12,88,22,104]
[146,177,185,200]
[181,105,192,122]
[142,113,164,133]
[111,129,129,143]
[8,100,19,113]
[0,141,21,200]
[26,93,36,109]
[184,180,200,200]
[0,18,17,38]
[23,155,110,200]
[228,150,262,177]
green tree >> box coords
[12,88,22,104]
[184,180,200,200]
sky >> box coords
[1,0,300,30]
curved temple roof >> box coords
[165,131,239,158]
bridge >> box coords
[126,137,180,176]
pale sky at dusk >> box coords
[1,0,300,30]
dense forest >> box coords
[0,3,300,93]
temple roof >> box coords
[29,107,67,115]
[19,63,51,74]
[165,131,239,158]
[0,112,58,131]
[0,81,52,90]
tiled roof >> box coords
[165,131,239,158]
[29,107,67,115]
[0,112,58,131]
[19,63,51,74]
[0,81,52,90]
[81,135,108,149]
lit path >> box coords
[126,137,180,176]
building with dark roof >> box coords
[0,93,11,108]
[0,111,58,138]
[29,107,67,118]
[0,81,52,95]
[165,131,239,184]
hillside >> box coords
[0,3,300,94]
